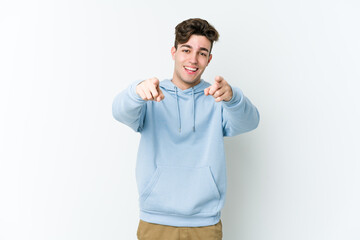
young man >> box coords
[112,18,260,240]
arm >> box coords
[112,78,165,132]
[221,86,260,136]
[112,79,147,132]
[204,76,260,137]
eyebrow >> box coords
[180,44,209,53]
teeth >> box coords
[185,66,197,71]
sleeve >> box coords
[221,86,260,137]
[112,79,147,132]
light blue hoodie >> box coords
[112,79,260,227]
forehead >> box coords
[179,35,211,50]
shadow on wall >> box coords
[222,134,261,239]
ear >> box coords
[207,54,213,66]
[171,46,177,60]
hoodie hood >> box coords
[159,79,209,94]
[159,79,210,133]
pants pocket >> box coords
[139,165,221,216]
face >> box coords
[171,34,212,90]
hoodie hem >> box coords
[139,210,221,227]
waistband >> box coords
[139,210,221,227]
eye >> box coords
[182,49,190,53]
[200,52,207,57]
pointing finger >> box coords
[215,76,224,83]
[151,77,160,87]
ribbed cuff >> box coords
[128,79,147,103]
[222,86,243,107]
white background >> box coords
[1,0,359,239]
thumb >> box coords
[204,87,211,95]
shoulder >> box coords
[201,80,211,89]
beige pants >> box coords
[137,219,223,240]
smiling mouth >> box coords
[184,66,199,73]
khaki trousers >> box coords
[137,219,223,240]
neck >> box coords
[171,76,201,90]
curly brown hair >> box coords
[174,18,219,53]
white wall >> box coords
[1,0,359,239]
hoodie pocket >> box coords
[139,165,221,216]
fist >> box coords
[136,77,165,102]
[204,76,233,102]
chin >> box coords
[183,76,201,84]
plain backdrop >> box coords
[1,0,359,239]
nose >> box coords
[189,52,198,65]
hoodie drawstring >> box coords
[175,86,181,132]
[192,87,195,132]
[174,86,196,133]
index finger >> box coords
[215,76,224,83]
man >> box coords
[112,18,260,240]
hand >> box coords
[204,76,233,102]
[136,77,165,102]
